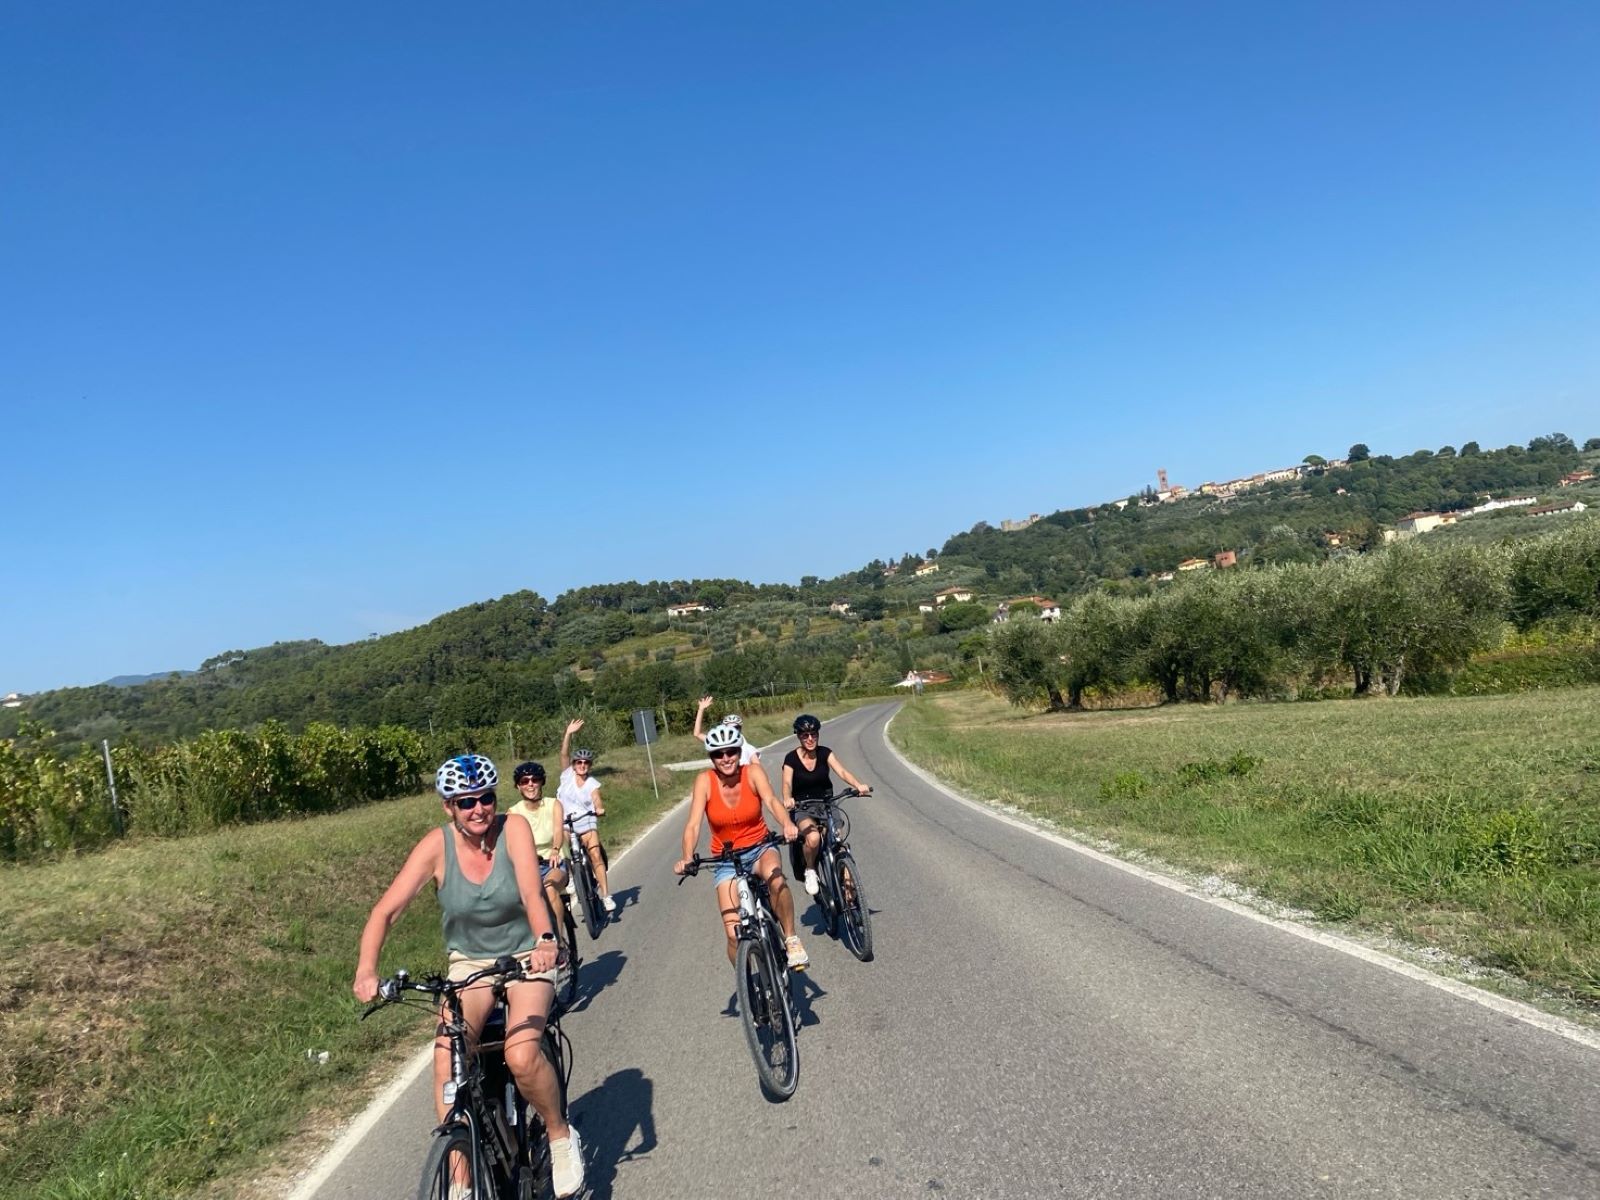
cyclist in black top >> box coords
[781,714,871,896]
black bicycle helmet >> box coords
[793,713,822,735]
[512,761,546,784]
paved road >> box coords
[309,702,1600,1198]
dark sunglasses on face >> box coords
[454,791,497,811]
[710,748,741,760]
[798,730,818,738]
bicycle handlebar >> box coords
[676,830,788,883]
[363,955,529,1016]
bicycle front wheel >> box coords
[817,848,841,938]
[573,857,603,941]
[418,1126,477,1200]
[555,903,581,1010]
[736,936,798,1100]
[837,853,874,962]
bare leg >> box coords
[757,850,799,939]
[543,867,569,929]
[581,830,611,896]
[714,879,741,963]
[799,818,823,870]
[503,981,569,1141]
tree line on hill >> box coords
[939,436,1591,603]
[988,519,1600,710]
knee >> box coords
[766,873,788,896]
[504,1037,543,1080]
[804,828,822,848]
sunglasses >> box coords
[454,792,497,811]
[797,730,819,738]
[709,748,741,760]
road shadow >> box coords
[568,949,627,1014]
[719,970,827,1030]
[571,1067,657,1200]
[608,884,642,914]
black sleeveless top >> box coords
[783,746,834,801]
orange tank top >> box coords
[703,766,768,853]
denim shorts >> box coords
[711,843,773,885]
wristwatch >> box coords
[536,931,558,944]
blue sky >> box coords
[3,1,1597,694]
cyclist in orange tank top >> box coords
[674,725,808,970]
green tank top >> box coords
[438,816,534,958]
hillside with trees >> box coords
[5,432,1596,751]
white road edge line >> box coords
[879,706,1600,1054]
[287,726,794,1199]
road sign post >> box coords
[632,708,662,806]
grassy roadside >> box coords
[889,689,1600,1007]
[0,700,877,1200]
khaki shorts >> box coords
[446,949,558,988]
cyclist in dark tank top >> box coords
[781,714,871,898]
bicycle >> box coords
[794,787,873,962]
[563,813,609,942]
[363,957,573,1200]
[542,867,581,1011]
[678,831,801,1100]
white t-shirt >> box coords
[558,767,602,835]
[739,742,760,766]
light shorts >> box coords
[567,814,599,837]
[446,948,558,988]
[711,842,776,885]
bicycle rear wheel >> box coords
[418,1126,476,1200]
[836,853,874,962]
[735,936,798,1100]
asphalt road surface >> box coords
[307,701,1600,1199]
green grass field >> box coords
[890,688,1600,1007]
[0,702,870,1200]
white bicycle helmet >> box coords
[435,754,498,799]
[705,724,744,755]
[722,713,743,728]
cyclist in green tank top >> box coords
[353,754,585,1197]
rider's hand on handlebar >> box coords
[353,970,380,1004]
[781,820,799,843]
[673,858,690,876]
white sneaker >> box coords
[550,1127,585,1198]
[785,935,810,971]
[564,877,576,898]
[803,869,819,896]
[601,893,616,914]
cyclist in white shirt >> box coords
[693,694,761,766]
[558,718,616,913]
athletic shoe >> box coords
[564,877,575,898]
[601,893,616,914]
[785,935,810,971]
[803,869,819,896]
[550,1127,585,1198]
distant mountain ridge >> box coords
[103,671,196,688]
